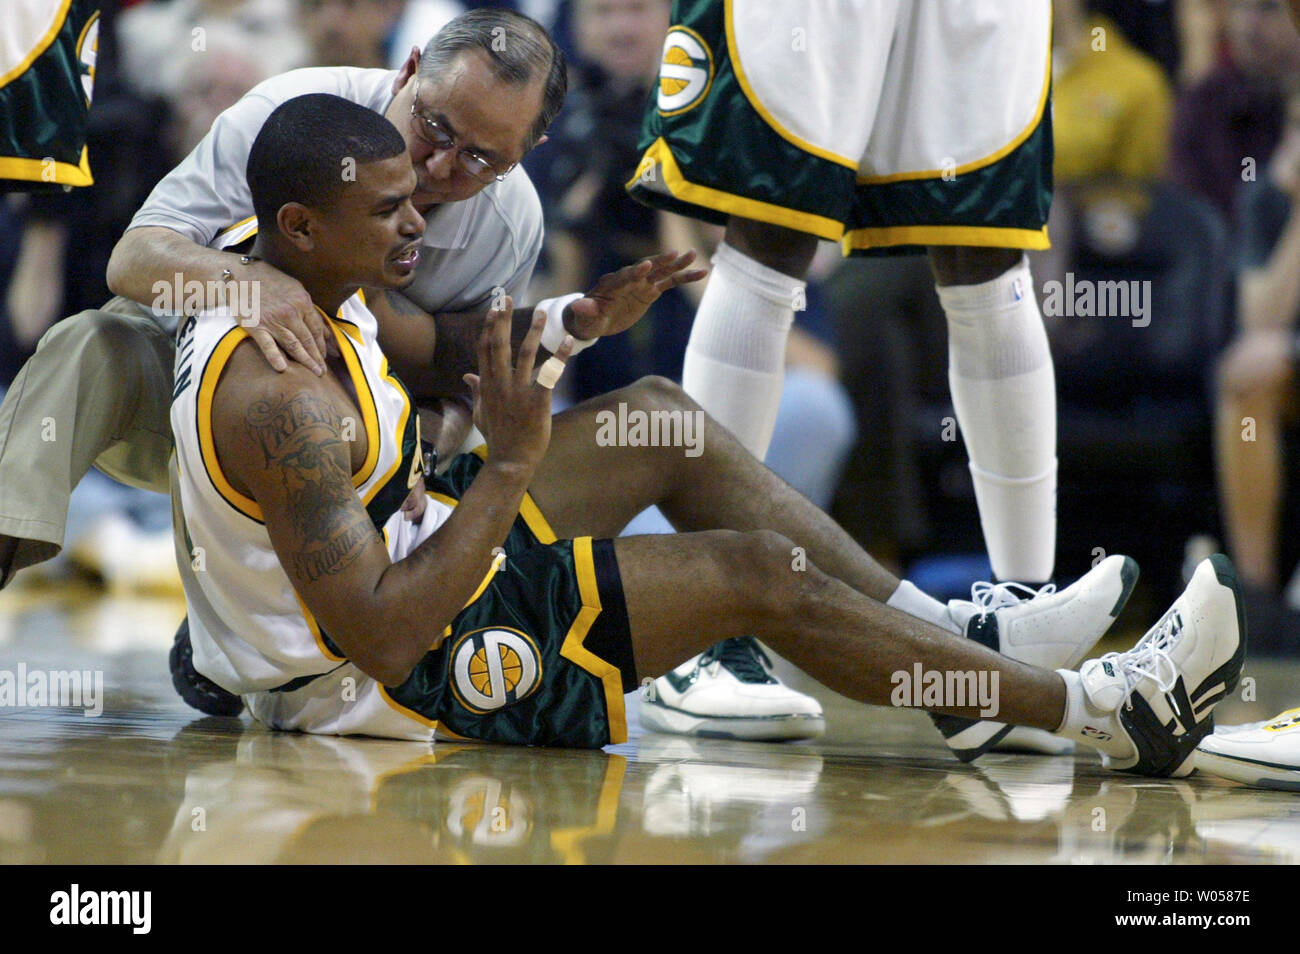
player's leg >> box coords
[614,531,1244,777]
[530,376,898,604]
[927,244,1057,586]
[679,217,818,458]
[615,529,1064,726]
[0,300,174,588]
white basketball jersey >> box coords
[171,292,452,694]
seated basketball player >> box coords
[171,93,1246,776]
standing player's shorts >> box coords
[627,0,1053,256]
[249,449,638,749]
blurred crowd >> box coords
[3,0,1300,653]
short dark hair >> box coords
[247,93,407,231]
[418,8,567,149]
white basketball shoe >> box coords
[1075,555,1246,777]
[1195,708,1300,790]
[931,555,1139,762]
[641,637,825,741]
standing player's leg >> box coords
[928,245,1057,587]
[679,217,818,458]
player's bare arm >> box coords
[212,304,565,686]
[107,226,331,376]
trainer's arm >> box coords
[108,226,328,374]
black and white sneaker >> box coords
[169,617,244,717]
[641,637,825,741]
[931,555,1139,762]
[1078,555,1246,778]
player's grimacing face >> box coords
[317,154,426,289]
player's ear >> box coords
[277,203,315,251]
[393,47,421,97]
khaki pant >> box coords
[0,298,174,574]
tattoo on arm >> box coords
[245,393,378,583]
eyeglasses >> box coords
[409,80,516,184]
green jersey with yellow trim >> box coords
[0,0,100,192]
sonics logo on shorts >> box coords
[450,628,541,714]
[657,26,713,116]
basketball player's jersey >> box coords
[170,291,444,695]
[0,0,100,191]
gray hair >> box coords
[418,9,567,150]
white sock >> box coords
[681,242,799,458]
[937,255,1057,583]
[1053,668,1133,761]
[887,580,961,635]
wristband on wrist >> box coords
[538,293,595,355]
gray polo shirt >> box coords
[128,66,544,314]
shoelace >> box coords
[1097,609,1181,710]
[968,580,1057,620]
[700,637,774,684]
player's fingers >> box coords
[535,334,574,390]
[485,298,513,383]
[656,267,709,293]
[516,308,546,383]
[247,326,289,373]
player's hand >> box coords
[563,249,707,341]
[240,261,329,375]
[463,297,573,471]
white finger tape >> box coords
[536,355,567,390]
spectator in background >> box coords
[117,0,306,101]
[1214,88,1300,653]
[299,0,406,68]
[1053,0,1173,187]
[1169,0,1300,225]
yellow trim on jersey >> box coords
[550,755,627,864]
[723,0,857,170]
[558,536,628,744]
[326,317,383,489]
[854,9,1054,185]
[841,223,1050,254]
[0,0,73,90]
[629,137,844,241]
[293,592,348,663]
[469,445,558,542]
[197,327,264,522]
[214,215,258,250]
[0,146,94,187]
[330,305,413,506]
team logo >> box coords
[657,26,713,115]
[450,628,541,713]
[77,12,100,105]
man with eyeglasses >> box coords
[0,10,702,704]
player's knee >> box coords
[40,309,155,370]
[928,246,1022,286]
[723,218,817,278]
[627,375,698,415]
[730,529,824,620]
